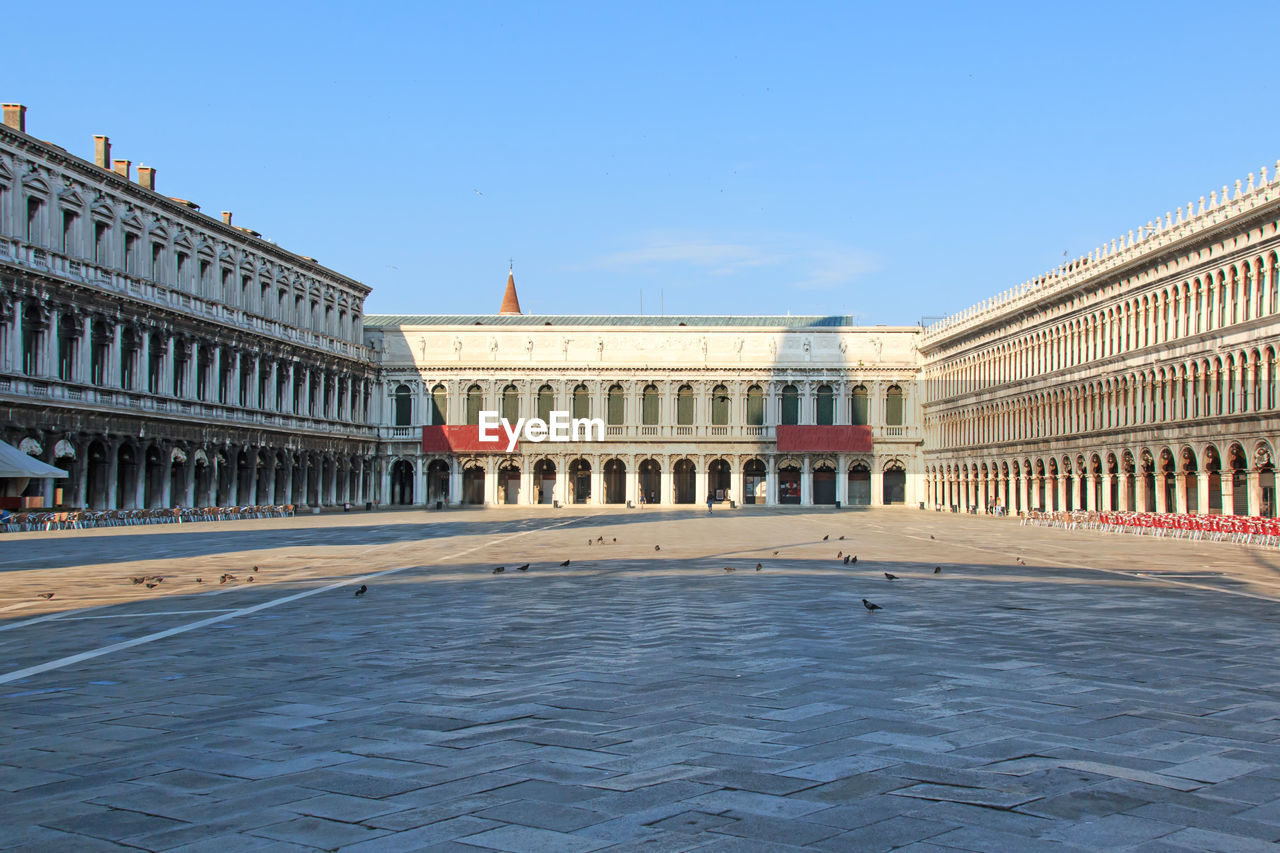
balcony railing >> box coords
[0,374,376,438]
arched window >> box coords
[851,385,869,425]
[466,384,483,425]
[607,384,624,425]
[393,384,412,427]
[537,384,554,421]
[430,384,447,425]
[641,384,659,425]
[711,384,729,426]
[746,385,764,426]
[573,384,590,420]
[816,384,834,425]
[885,385,904,426]
[501,384,518,422]
[781,384,799,425]
[677,384,694,426]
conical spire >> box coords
[499,266,522,315]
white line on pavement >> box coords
[0,517,585,686]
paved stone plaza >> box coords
[3,508,1280,852]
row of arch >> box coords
[386,454,911,507]
[933,347,1277,448]
[11,433,373,510]
[394,382,906,428]
[926,439,1276,517]
[931,251,1280,398]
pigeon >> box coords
[654,545,661,552]
[492,566,505,574]
[612,538,616,543]
[844,555,851,565]
[354,584,367,596]
[724,566,735,572]
[560,559,571,567]
[930,535,936,540]
[516,564,529,572]
[37,592,54,600]
[597,536,604,543]
[851,556,857,565]
[934,566,942,574]
[837,550,843,558]
[219,575,228,585]
[145,582,158,589]
[247,577,255,583]
[862,598,882,612]
[195,577,203,583]
[838,535,845,540]
[822,534,829,541]
[755,563,762,571]
[772,551,779,556]
[131,576,145,585]
[884,572,898,580]
[588,540,593,546]
[1016,557,1025,565]
[150,577,163,585]
[252,566,259,573]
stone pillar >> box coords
[521,462,534,505]
[1087,476,1099,512]
[553,455,569,506]
[6,306,20,374]
[105,443,119,510]
[625,454,638,506]
[160,451,173,507]
[1153,475,1167,514]
[78,319,94,384]
[1135,473,1149,514]
[871,461,884,506]
[1198,472,1211,515]
[43,311,59,378]
[729,457,742,506]
[230,352,243,407]
[414,456,426,505]
[137,330,151,392]
[164,336,176,396]
[766,455,777,506]
[1174,473,1188,514]
[483,458,498,506]
[661,456,672,506]
[590,458,603,505]
[380,461,392,507]
[267,360,279,411]
[449,457,463,506]
[1248,469,1263,516]
[110,323,123,387]
[695,454,708,507]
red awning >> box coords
[421,425,517,453]
[775,425,873,453]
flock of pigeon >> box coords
[35,529,1030,611]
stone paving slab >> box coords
[4,507,1280,850]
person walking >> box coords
[706,493,714,514]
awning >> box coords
[775,425,873,453]
[422,425,519,454]
[0,439,67,478]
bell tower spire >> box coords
[499,263,522,315]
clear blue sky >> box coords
[10,1,1278,323]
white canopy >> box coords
[0,439,67,478]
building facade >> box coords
[365,314,923,508]
[0,105,378,510]
[920,166,1280,518]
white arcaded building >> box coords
[365,274,923,508]
[4,100,1280,518]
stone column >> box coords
[6,306,20,374]
[43,311,59,378]
[625,454,637,506]
[78,319,94,385]
[160,450,173,507]
[871,461,884,506]
[553,455,569,506]
[520,462,534,505]
[110,323,123,387]
[105,442,120,509]
[1153,475,1167,514]
[1173,473,1188,514]
[483,458,498,506]
[660,455,672,506]
[449,457,463,506]
[137,330,151,392]
[1101,474,1113,511]
[1248,468,1263,516]
[1135,473,1149,514]
[730,456,743,506]
[164,336,176,396]
[695,454,708,507]
[379,460,392,507]
[414,456,426,505]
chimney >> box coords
[221,211,232,225]
[2,104,26,133]
[93,135,111,168]
[112,159,131,180]
[137,166,156,191]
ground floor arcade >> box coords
[381,449,922,508]
[926,436,1278,517]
